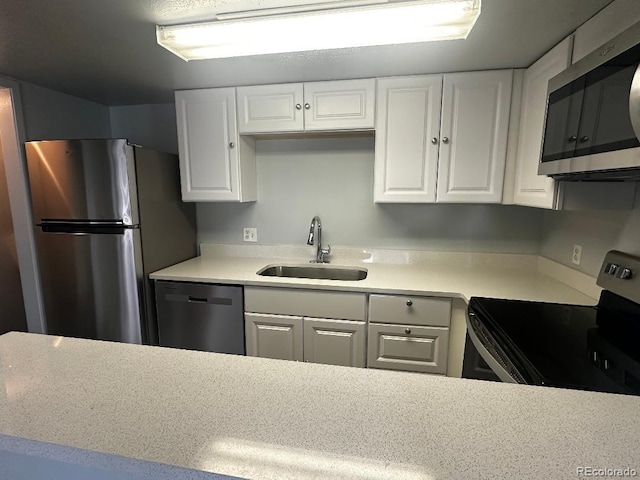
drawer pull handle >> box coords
[405,328,411,334]
[406,300,413,307]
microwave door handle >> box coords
[629,62,640,139]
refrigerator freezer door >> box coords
[35,227,144,343]
[25,139,138,224]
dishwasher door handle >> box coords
[188,296,208,303]
[164,293,233,306]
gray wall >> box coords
[20,81,111,140]
[197,137,545,253]
[109,104,178,154]
[541,189,640,276]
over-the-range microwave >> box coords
[538,22,640,180]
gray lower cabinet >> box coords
[244,287,452,373]
[303,318,366,367]
[245,313,366,367]
[367,323,449,374]
[367,294,451,374]
[245,313,303,361]
[244,287,367,368]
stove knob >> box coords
[592,351,598,363]
[602,359,611,370]
[619,268,633,280]
[605,263,619,276]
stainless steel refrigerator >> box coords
[25,139,196,344]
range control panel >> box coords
[597,250,640,304]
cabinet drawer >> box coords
[369,294,451,327]
[245,287,366,321]
[367,323,449,374]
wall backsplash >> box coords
[108,103,640,275]
[197,137,545,254]
[541,190,640,277]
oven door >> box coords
[461,333,501,381]
[464,309,523,384]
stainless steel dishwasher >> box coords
[155,281,245,354]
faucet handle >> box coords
[320,245,331,263]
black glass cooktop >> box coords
[468,292,640,395]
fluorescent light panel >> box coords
[156,0,481,60]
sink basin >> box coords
[257,265,368,281]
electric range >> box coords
[465,250,640,395]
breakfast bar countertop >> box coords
[0,332,639,480]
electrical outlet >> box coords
[572,244,582,265]
[243,228,257,242]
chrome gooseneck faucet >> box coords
[307,216,330,263]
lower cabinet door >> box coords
[303,318,366,368]
[245,313,303,361]
[367,323,449,374]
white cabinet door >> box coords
[374,75,443,203]
[437,70,513,203]
[367,323,449,374]
[237,84,304,133]
[245,313,303,361]
[513,37,572,209]
[303,318,366,368]
[303,79,375,131]
[175,88,255,202]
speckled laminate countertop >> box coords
[149,246,598,305]
[1,332,638,480]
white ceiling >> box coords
[0,0,614,106]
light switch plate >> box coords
[243,228,257,242]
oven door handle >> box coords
[466,312,520,384]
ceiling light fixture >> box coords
[156,0,481,61]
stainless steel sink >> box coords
[257,265,368,281]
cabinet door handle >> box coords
[442,137,449,144]
[568,135,578,142]
[296,104,302,110]
[406,300,413,307]
[579,136,590,143]
[304,103,311,110]
[431,137,438,144]
[404,328,411,334]
[229,142,235,148]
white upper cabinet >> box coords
[374,75,443,203]
[175,88,256,202]
[375,71,512,204]
[303,79,375,131]
[437,70,513,203]
[237,83,304,134]
[237,79,375,134]
[512,37,572,209]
